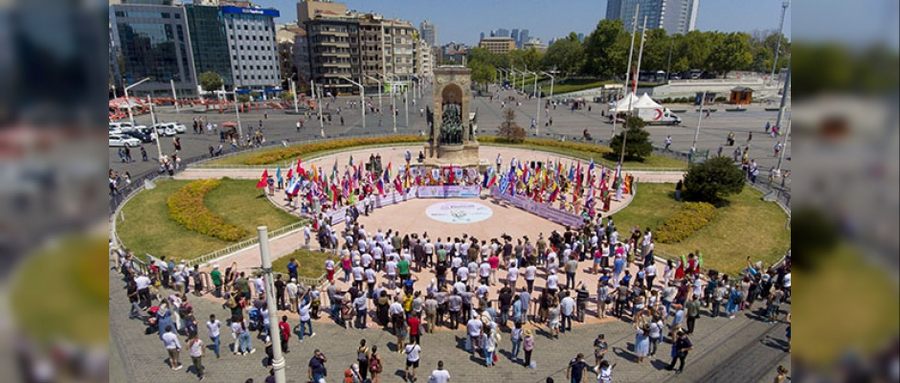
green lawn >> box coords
[12,236,108,346]
[792,245,899,367]
[271,248,330,280]
[116,178,299,261]
[613,183,790,274]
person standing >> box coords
[278,316,291,353]
[634,325,650,364]
[308,349,328,383]
[408,313,422,346]
[210,265,222,297]
[596,360,615,383]
[483,327,500,367]
[560,291,575,333]
[664,135,672,151]
[667,330,693,373]
[429,360,451,383]
[404,341,422,383]
[356,339,371,382]
[685,296,701,334]
[187,333,205,380]
[592,334,608,366]
[161,325,183,370]
[368,345,383,383]
[510,322,523,361]
[566,353,590,383]
[522,328,535,368]
[206,314,221,359]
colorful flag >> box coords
[255,169,269,189]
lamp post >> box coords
[531,71,541,136]
[691,91,706,154]
[339,76,366,131]
[257,226,287,383]
[146,95,163,160]
[310,80,325,137]
[770,1,790,83]
[290,78,299,114]
[170,79,180,113]
[377,73,396,133]
[403,81,409,129]
[364,75,383,113]
[540,71,555,99]
[124,77,151,126]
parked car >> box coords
[109,134,141,147]
[123,130,154,143]
[108,125,122,135]
[166,122,187,134]
[152,123,177,136]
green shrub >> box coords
[242,135,423,165]
[479,135,614,156]
[655,202,716,243]
[167,179,249,241]
[607,117,652,161]
[683,156,745,203]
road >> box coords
[109,85,791,187]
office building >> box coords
[478,36,515,55]
[496,28,509,37]
[518,29,529,49]
[109,1,198,97]
[297,0,347,22]
[276,25,310,89]
[415,39,434,78]
[420,19,436,47]
[221,4,281,94]
[511,29,519,48]
[185,4,234,88]
[305,15,360,94]
[605,0,699,35]
[523,38,546,52]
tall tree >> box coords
[707,32,753,77]
[583,19,629,79]
[542,32,585,76]
[640,29,670,73]
[199,71,224,93]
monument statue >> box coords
[424,65,484,170]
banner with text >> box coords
[490,188,585,228]
[416,185,482,199]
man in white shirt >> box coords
[206,314,222,359]
[429,360,451,383]
[560,291,576,333]
[547,271,559,294]
[466,316,483,354]
[161,325,183,370]
[507,264,519,288]
[524,265,537,293]
[404,342,422,382]
[287,279,299,313]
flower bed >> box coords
[167,179,249,241]
[240,135,423,165]
[655,202,716,244]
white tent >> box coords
[634,93,663,109]
[610,92,639,113]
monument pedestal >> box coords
[423,142,486,170]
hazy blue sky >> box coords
[255,0,793,45]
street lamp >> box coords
[257,226,286,383]
[310,80,325,137]
[376,73,396,133]
[540,71,556,99]
[529,71,541,136]
[290,78,299,114]
[363,74,383,113]
[691,91,707,154]
[146,95,163,161]
[339,76,366,131]
[124,77,151,126]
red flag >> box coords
[486,174,497,189]
[286,168,293,180]
[256,169,269,189]
[393,176,403,194]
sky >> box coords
[255,0,794,45]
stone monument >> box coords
[424,66,483,169]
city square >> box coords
[108,1,793,382]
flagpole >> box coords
[614,3,640,140]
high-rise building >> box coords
[606,0,698,35]
[510,29,519,47]
[109,1,198,97]
[297,0,347,22]
[496,28,509,38]
[276,25,309,90]
[480,32,485,41]
[185,4,234,88]
[518,29,529,49]
[419,19,436,47]
[221,5,281,94]
[577,32,585,42]
[415,39,434,78]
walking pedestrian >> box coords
[278,316,291,353]
[308,349,328,383]
[161,325,183,370]
[356,339,371,382]
[667,330,693,373]
[404,340,422,382]
[187,333,205,380]
[206,314,221,359]
[593,334,608,366]
[522,328,535,368]
[429,361,451,383]
[566,353,590,383]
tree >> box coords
[236,94,251,103]
[673,31,713,73]
[707,32,753,77]
[607,117,652,161]
[640,28,670,73]
[199,71,224,93]
[282,91,294,102]
[682,156,745,203]
[543,32,585,76]
[583,19,629,78]
[497,108,525,143]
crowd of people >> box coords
[114,201,791,381]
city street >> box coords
[110,86,791,186]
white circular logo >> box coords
[425,201,494,224]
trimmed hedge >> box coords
[655,202,716,244]
[242,135,423,165]
[167,179,249,241]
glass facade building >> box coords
[185,4,234,88]
[110,3,197,97]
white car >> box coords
[109,134,141,147]
[152,123,177,136]
[166,122,187,134]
